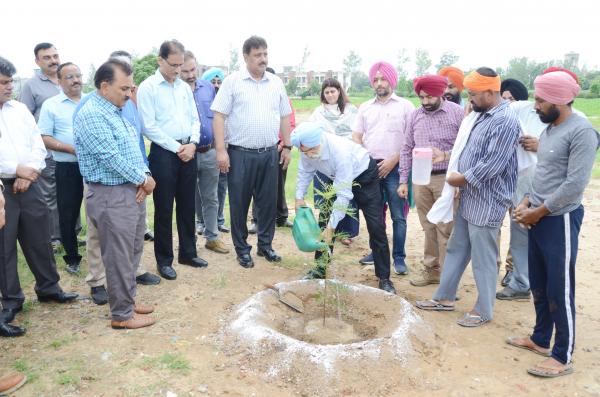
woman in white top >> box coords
[309,78,359,245]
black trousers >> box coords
[315,158,390,279]
[55,161,84,265]
[149,143,198,267]
[228,145,279,256]
[0,181,62,310]
[251,150,288,223]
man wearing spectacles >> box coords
[137,40,206,280]
[38,62,84,275]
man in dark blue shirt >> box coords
[181,51,230,254]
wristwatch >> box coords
[282,145,292,150]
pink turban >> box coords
[369,62,398,90]
[534,71,580,105]
[413,75,448,97]
[542,66,579,84]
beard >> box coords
[376,87,390,98]
[214,87,219,93]
[423,100,442,112]
[537,106,560,124]
[471,103,485,112]
[444,92,461,104]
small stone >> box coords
[166,392,177,397]
[101,352,112,361]
[197,384,209,394]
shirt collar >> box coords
[154,68,181,87]
[368,92,402,105]
[94,92,121,113]
[241,67,269,82]
[35,69,52,82]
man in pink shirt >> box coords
[352,62,415,275]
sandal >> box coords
[527,361,574,378]
[415,299,455,311]
[506,336,551,357]
[456,312,489,327]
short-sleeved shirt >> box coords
[38,92,82,162]
[18,69,60,121]
[210,69,291,149]
[352,94,415,160]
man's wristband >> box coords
[282,145,292,150]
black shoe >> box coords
[378,279,396,294]
[144,231,155,241]
[37,291,78,303]
[277,219,293,228]
[302,267,326,280]
[136,272,161,285]
[91,286,108,305]
[158,266,177,280]
[237,254,254,268]
[0,322,26,337]
[501,270,513,287]
[0,307,22,323]
[178,257,208,268]
[77,239,87,247]
[496,286,531,301]
[248,223,257,234]
[218,225,230,233]
[66,262,80,274]
[257,248,282,262]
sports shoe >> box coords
[496,286,531,301]
[393,258,408,275]
[359,252,374,265]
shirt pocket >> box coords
[386,113,405,134]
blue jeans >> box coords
[379,166,406,261]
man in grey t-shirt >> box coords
[510,71,599,378]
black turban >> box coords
[500,78,529,101]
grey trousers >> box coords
[194,149,220,242]
[433,212,500,321]
[39,156,61,241]
[0,181,62,310]
[506,216,530,292]
[86,183,145,322]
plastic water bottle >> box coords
[412,148,433,185]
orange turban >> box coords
[463,71,501,92]
[438,66,464,92]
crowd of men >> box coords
[0,35,598,382]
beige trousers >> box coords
[413,174,455,277]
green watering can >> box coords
[292,206,329,252]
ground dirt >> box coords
[2,157,599,395]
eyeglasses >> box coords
[162,58,184,69]
[63,73,82,80]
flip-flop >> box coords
[456,312,489,327]
[527,363,574,378]
[506,336,551,357]
[415,299,455,311]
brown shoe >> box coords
[134,303,154,314]
[0,373,27,395]
[205,239,230,254]
[410,274,440,287]
[111,313,156,329]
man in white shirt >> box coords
[0,57,78,338]
[293,122,396,294]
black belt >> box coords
[176,137,192,144]
[431,169,447,175]
[196,143,214,153]
[228,144,277,153]
[0,178,16,185]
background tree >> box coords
[83,63,96,93]
[343,50,367,94]
[132,52,158,86]
[396,48,412,96]
[286,78,298,96]
[229,47,240,72]
[435,51,459,71]
[414,48,432,76]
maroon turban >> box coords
[413,75,448,97]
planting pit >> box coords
[220,279,439,396]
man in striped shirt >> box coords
[398,75,463,287]
[416,67,520,328]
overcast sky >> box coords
[4,0,599,79]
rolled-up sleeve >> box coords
[210,76,234,116]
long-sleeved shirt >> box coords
[399,100,463,183]
[529,114,599,215]
[457,100,520,227]
[211,69,291,149]
[137,69,200,153]
[75,92,147,165]
[352,94,415,160]
[295,133,370,229]
[191,80,216,147]
[18,69,60,121]
[38,92,81,162]
[0,100,47,177]
[73,93,148,185]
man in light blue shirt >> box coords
[137,40,205,280]
[39,62,84,274]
